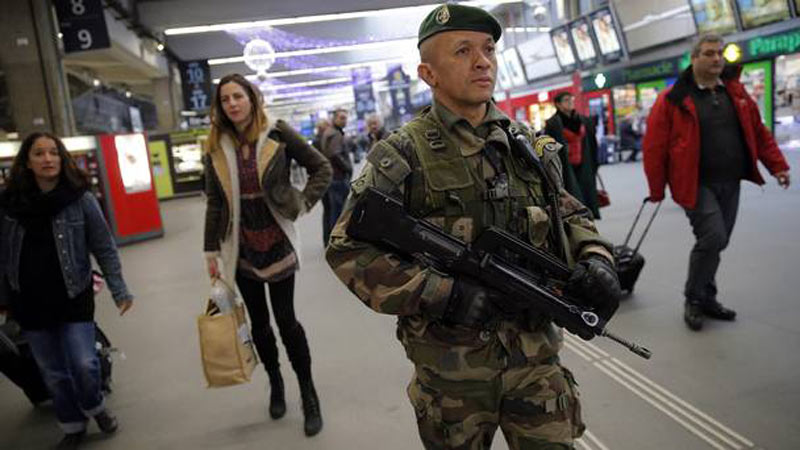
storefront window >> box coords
[774,53,800,151]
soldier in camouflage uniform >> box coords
[326,4,622,449]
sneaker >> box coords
[684,302,704,331]
[94,410,118,434]
[702,301,736,321]
[56,431,85,450]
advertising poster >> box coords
[774,53,800,151]
[351,67,376,123]
[735,0,790,29]
[115,134,152,194]
[590,8,623,62]
[740,61,773,128]
[569,18,598,68]
[551,27,577,72]
[690,0,737,35]
[387,66,412,119]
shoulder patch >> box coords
[533,134,562,157]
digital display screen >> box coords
[735,0,790,29]
[551,27,577,72]
[590,8,623,61]
[690,0,737,35]
[516,34,561,81]
[171,143,203,176]
[569,18,598,67]
[115,134,152,194]
[495,51,513,90]
[502,48,528,88]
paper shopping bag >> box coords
[197,300,257,387]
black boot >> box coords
[251,327,284,419]
[268,371,286,419]
[684,301,704,331]
[300,380,323,437]
[702,301,737,321]
[281,322,322,436]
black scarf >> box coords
[557,110,583,133]
[1,180,86,227]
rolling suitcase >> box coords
[0,320,51,405]
[0,320,115,405]
[614,198,662,294]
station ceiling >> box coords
[132,0,538,108]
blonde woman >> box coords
[203,73,332,436]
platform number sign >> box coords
[54,0,111,53]
[179,61,212,112]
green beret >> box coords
[418,4,502,47]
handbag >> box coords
[197,281,257,387]
[596,172,611,208]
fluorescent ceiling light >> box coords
[506,27,550,33]
[270,93,355,108]
[261,77,351,91]
[0,136,97,158]
[270,86,353,101]
[165,1,521,35]
[213,56,416,83]
[209,38,418,65]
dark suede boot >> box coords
[281,322,322,436]
[300,380,322,437]
[268,371,286,419]
[251,327,285,419]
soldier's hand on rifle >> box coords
[440,277,501,327]
[568,255,622,321]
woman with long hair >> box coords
[0,132,133,449]
[203,73,332,436]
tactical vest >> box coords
[401,113,556,253]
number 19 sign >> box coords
[55,0,111,53]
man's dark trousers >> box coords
[322,179,350,245]
[684,181,740,304]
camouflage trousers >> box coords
[406,360,584,450]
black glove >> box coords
[443,277,501,327]
[567,255,622,321]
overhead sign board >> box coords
[179,60,212,112]
[54,0,111,53]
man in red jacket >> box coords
[643,34,791,331]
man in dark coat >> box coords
[545,92,601,218]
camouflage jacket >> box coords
[326,101,612,372]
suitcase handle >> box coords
[622,197,662,254]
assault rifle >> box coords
[347,187,652,359]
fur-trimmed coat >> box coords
[203,120,332,284]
